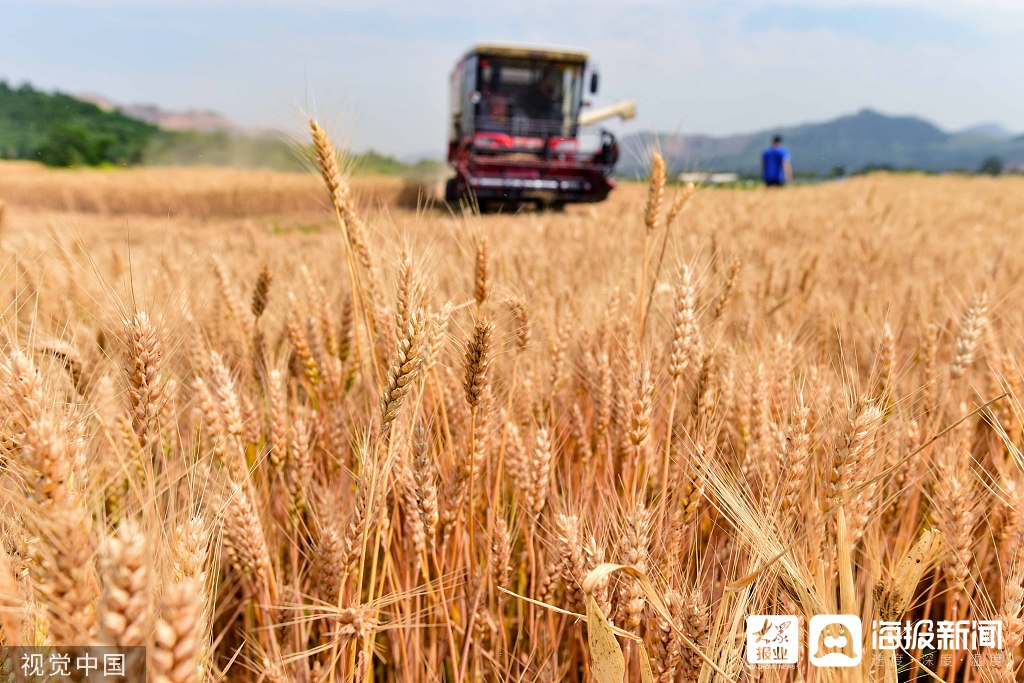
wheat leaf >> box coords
[639,642,655,683]
[586,593,625,683]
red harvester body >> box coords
[446,44,635,210]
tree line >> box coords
[0,81,159,166]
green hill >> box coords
[143,130,443,176]
[143,130,306,171]
[0,81,159,166]
[0,81,443,174]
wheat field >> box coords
[0,123,1022,683]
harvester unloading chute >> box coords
[579,100,637,128]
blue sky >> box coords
[2,0,1022,156]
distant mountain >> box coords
[619,109,1024,177]
[78,93,238,133]
[957,122,1016,140]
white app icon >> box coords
[745,615,799,665]
[809,614,863,667]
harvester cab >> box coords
[446,44,636,210]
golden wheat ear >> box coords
[0,544,23,646]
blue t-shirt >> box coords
[762,146,790,183]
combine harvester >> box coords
[445,44,636,211]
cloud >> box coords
[4,0,1021,154]
[746,0,1024,29]
[15,0,1024,33]
[18,0,1024,10]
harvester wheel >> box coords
[444,178,460,205]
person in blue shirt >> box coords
[762,135,792,187]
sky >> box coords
[1,0,1022,157]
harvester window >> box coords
[475,58,582,138]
